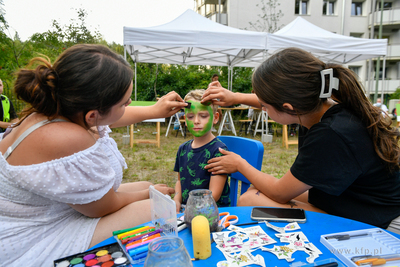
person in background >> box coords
[373,97,389,117]
[173,89,230,212]
[0,44,187,266]
[211,73,219,82]
[202,47,400,234]
[0,79,18,132]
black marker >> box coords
[314,263,338,267]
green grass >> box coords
[111,121,299,188]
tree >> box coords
[389,87,400,101]
[247,0,284,33]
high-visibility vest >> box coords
[1,95,11,122]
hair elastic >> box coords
[320,68,339,98]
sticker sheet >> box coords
[212,221,323,266]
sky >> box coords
[2,0,194,44]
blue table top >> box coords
[90,206,400,266]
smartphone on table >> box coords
[250,207,307,223]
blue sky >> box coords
[3,0,194,44]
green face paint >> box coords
[185,100,214,137]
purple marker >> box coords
[126,229,163,246]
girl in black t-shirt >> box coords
[201,47,400,231]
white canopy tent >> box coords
[267,17,387,64]
[123,9,268,99]
[124,9,267,68]
[267,17,388,99]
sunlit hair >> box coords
[252,47,400,171]
[184,89,219,114]
[13,44,133,129]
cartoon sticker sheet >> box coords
[213,221,322,267]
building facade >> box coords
[194,0,400,101]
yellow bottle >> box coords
[191,215,212,260]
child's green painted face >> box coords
[185,100,214,137]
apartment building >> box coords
[194,0,400,101]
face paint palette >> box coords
[53,242,132,267]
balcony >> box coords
[207,12,228,25]
[369,8,400,29]
[366,79,400,94]
[386,44,400,60]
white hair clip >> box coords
[320,69,339,98]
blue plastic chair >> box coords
[217,135,264,206]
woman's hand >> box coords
[201,81,237,107]
[205,148,244,175]
[153,91,188,118]
[154,184,175,196]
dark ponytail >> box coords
[14,44,133,129]
[253,47,400,170]
[329,64,400,170]
[15,57,60,119]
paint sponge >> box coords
[191,215,212,260]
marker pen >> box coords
[125,229,162,245]
[122,228,155,242]
[112,226,143,236]
[128,244,150,257]
[118,226,153,239]
[126,234,161,251]
[117,226,148,239]
[130,251,148,261]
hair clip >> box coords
[185,101,191,109]
[320,69,339,98]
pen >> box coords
[235,221,264,227]
[325,233,369,241]
[118,226,153,239]
[314,263,338,267]
[122,229,157,244]
[354,255,400,266]
[124,229,162,245]
[112,225,143,236]
[121,227,155,240]
[131,251,148,260]
[125,234,161,250]
[326,230,382,241]
[128,244,150,256]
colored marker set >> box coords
[53,243,130,267]
[113,225,162,264]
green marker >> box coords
[112,225,143,236]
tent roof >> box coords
[267,17,387,64]
[123,9,267,67]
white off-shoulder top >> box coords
[0,122,127,267]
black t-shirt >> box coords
[291,104,400,228]
[0,96,18,133]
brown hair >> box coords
[14,44,133,128]
[252,47,400,170]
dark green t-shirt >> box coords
[174,137,230,207]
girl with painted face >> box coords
[173,89,231,212]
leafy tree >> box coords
[389,87,400,100]
[247,0,284,33]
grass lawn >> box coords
[111,120,299,188]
